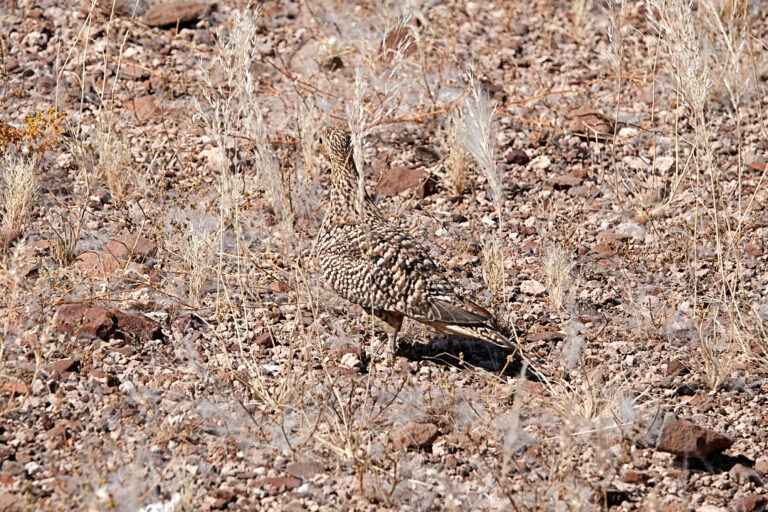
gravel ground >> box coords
[1,0,767,510]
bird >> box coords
[316,126,515,357]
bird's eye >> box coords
[318,137,323,145]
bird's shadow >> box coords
[396,334,535,380]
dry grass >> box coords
[443,109,472,195]
[1,155,38,231]
[542,244,578,314]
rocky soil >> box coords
[1,0,767,510]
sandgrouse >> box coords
[316,126,514,356]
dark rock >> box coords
[506,148,530,165]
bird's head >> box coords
[317,126,353,167]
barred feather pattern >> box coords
[316,127,513,351]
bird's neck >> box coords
[330,159,375,217]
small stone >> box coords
[506,148,530,165]
[729,463,764,486]
[339,352,361,369]
[88,188,111,208]
[285,461,324,479]
[105,234,157,261]
[729,495,767,512]
[50,357,79,375]
[529,155,551,171]
[268,281,292,294]
[254,332,277,349]
[126,95,160,121]
[621,469,649,484]
[0,228,21,247]
[375,166,436,198]
[142,2,206,28]
[520,279,546,296]
[2,379,28,395]
[390,421,439,451]
[252,476,301,494]
[655,413,733,458]
[383,25,417,57]
[548,172,583,189]
[91,371,120,387]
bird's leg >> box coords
[372,310,404,360]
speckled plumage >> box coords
[316,127,513,355]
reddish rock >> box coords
[2,378,29,395]
[0,228,21,247]
[390,421,439,451]
[91,371,120,387]
[105,234,157,262]
[0,492,22,512]
[621,469,649,484]
[730,495,767,512]
[566,108,616,141]
[285,461,324,479]
[655,414,733,458]
[267,280,292,294]
[254,332,277,349]
[57,305,163,342]
[49,358,80,376]
[548,172,583,189]
[375,166,436,198]
[126,95,160,121]
[142,2,206,27]
[73,250,125,274]
[383,25,417,57]
[252,476,301,494]
[745,242,762,257]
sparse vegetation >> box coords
[2,0,767,510]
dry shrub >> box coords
[1,155,38,230]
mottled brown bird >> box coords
[316,126,513,357]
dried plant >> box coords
[49,207,86,267]
[542,244,578,313]
[183,229,218,306]
[443,109,472,195]
[480,235,504,299]
[95,130,134,205]
[1,155,38,230]
[460,75,501,218]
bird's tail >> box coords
[425,321,517,350]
